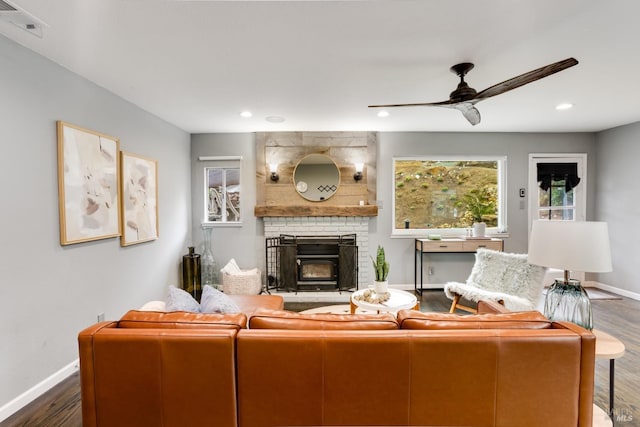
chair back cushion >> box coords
[467,248,546,307]
[248,309,398,330]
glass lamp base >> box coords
[543,279,593,330]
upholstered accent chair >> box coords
[445,248,547,313]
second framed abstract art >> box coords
[120,151,159,246]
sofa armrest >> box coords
[78,322,119,427]
[551,321,596,427]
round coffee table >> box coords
[350,288,419,314]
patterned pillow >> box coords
[165,286,200,312]
[201,285,241,314]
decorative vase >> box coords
[544,279,593,330]
[374,280,388,294]
[472,222,486,237]
[182,246,202,300]
[201,226,220,290]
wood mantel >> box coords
[254,204,378,217]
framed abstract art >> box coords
[120,151,159,246]
[57,121,121,245]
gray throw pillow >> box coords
[165,286,200,312]
[200,285,241,314]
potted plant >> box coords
[371,245,390,293]
[461,188,496,237]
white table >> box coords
[350,288,419,314]
[593,404,613,427]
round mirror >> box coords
[293,154,340,202]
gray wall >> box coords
[595,122,640,295]
[373,132,597,285]
[191,131,596,286]
[0,35,191,412]
[190,134,264,272]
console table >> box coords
[414,237,504,295]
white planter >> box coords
[472,222,486,237]
[374,280,388,294]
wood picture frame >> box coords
[57,121,121,245]
[120,151,159,246]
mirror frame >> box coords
[293,154,341,202]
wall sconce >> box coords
[269,163,279,182]
[353,163,364,181]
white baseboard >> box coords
[391,283,444,291]
[588,281,640,301]
[0,359,79,423]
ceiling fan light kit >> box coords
[369,57,578,125]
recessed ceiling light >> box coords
[555,103,573,111]
[377,111,390,118]
[240,111,253,118]
[265,116,285,123]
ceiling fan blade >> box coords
[474,57,578,101]
[453,103,481,125]
[368,100,453,108]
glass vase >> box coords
[543,279,593,330]
[201,226,220,290]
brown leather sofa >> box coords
[78,298,595,427]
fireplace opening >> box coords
[298,259,337,281]
[266,234,357,292]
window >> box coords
[393,156,507,235]
[200,156,241,224]
[528,154,586,230]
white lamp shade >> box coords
[528,220,612,273]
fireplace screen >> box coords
[265,234,357,292]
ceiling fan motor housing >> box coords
[450,82,477,102]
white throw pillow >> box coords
[139,300,167,311]
[200,285,241,314]
[234,268,260,276]
[221,258,242,275]
[165,286,200,312]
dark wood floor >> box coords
[2,291,639,426]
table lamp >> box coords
[528,220,612,330]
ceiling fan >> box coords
[369,57,578,125]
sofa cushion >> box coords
[165,285,200,312]
[248,308,398,330]
[118,310,247,330]
[397,310,551,330]
[201,285,241,314]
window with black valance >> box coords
[537,163,580,191]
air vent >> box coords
[0,0,47,38]
[0,1,18,12]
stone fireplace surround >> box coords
[263,216,370,288]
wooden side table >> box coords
[593,329,625,423]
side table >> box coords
[593,329,625,423]
[593,404,613,427]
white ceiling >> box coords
[2,0,640,133]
